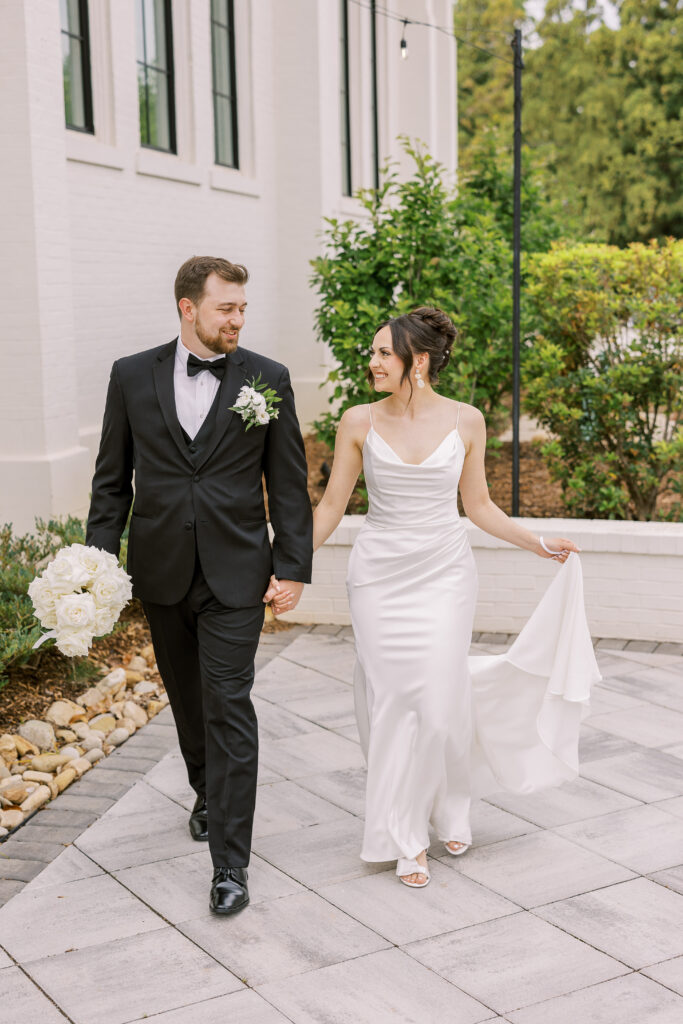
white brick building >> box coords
[0,0,457,533]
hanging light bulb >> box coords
[400,20,408,59]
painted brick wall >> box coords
[281,517,683,642]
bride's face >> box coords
[369,326,402,392]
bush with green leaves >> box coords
[524,239,683,520]
[0,517,129,688]
[310,140,564,450]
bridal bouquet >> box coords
[28,544,133,657]
[230,375,281,430]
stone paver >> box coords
[1,632,682,1021]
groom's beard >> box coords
[194,315,240,355]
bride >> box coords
[270,307,598,889]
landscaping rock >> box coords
[97,667,127,697]
[80,732,103,751]
[89,714,117,735]
[71,722,92,740]
[140,643,155,664]
[77,687,106,709]
[0,809,23,829]
[133,680,158,696]
[45,700,84,727]
[69,758,92,779]
[54,768,76,792]
[128,655,148,673]
[0,762,10,781]
[146,699,165,718]
[119,718,137,736]
[0,735,17,765]
[0,780,33,804]
[122,701,148,728]
[18,721,56,752]
[125,669,145,685]
[20,785,51,813]
[0,826,7,838]
[56,729,78,743]
[21,771,54,785]
[30,753,73,773]
[58,746,83,761]
[13,735,40,757]
[108,728,130,747]
[85,748,105,764]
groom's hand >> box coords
[263,576,304,616]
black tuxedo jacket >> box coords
[85,338,313,606]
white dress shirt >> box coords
[173,336,223,439]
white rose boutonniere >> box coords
[230,375,281,431]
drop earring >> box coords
[415,364,425,389]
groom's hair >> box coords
[174,256,249,315]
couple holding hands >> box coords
[87,256,592,915]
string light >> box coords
[400,19,408,59]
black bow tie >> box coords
[187,353,227,379]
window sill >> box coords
[65,132,125,171]
[210,165,261,198]
[136,148,203,186]
[335,195,369,219]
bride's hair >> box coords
[367,306,457,392]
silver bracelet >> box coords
[539,535,561,556]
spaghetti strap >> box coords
[368,403,374,428]
[455,402,461,432]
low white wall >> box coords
[282,517,683,642]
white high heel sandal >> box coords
[444,840,470,856]
[397,856,431,888]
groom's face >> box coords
[193,274,247,355]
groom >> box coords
[86,256,313,914]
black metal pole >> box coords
[370,0,380,190]
[511,28,523,517]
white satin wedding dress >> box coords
[346,405,600,876]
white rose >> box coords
[56,629,93,658]
[252,393,267,411]
[28,575,59,628]
[55,592,97,633]
[72,544,112,582]
[256,410,270,425]
[45,547,92,594]
[94,606,118,636]
[90,570,132,612]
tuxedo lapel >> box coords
[195,347,248,471]
[152,341,195,468]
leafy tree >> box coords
[524,0,683,244]
[523,239,683,520]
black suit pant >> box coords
[142,557,264,867]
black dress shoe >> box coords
[188,795,208,841]
[210,867,249,915]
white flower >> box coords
[252,393,267,411]
[71,544,113,582]
[55,591,97,633]
[28,576,59,629]
[256,410,270,425]
[45,548,92,594]
[56,630,94,658]
[94,606,118,636]
[90,570,132,612]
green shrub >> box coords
[0,517,129,687]
[524,239,683,520]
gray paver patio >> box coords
[2,632,683,1022]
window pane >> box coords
[211,0,227,26]
[136,0,145,61]
[138,64,149,144]
[63,34,86,128]
[144,0,168,70]
[147,68,171,150]
[212,24,232,97]
[66,0,82,33]
[215,94,236,167]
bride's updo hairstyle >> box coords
[368,306,457,394]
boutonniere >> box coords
[230,375,281,430]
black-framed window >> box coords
[136,0,176,152]
[60,0,94,133]
[340,0,352,195]
[211,0,239,168]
